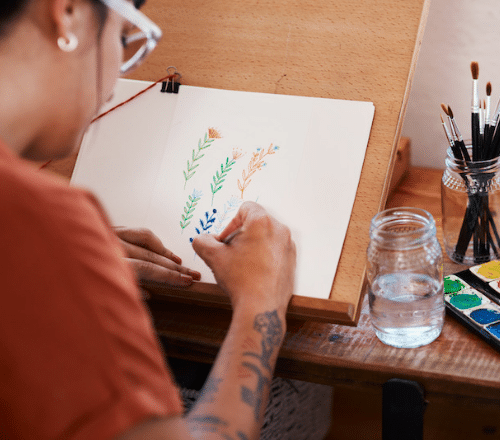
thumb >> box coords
[191,233,225,267]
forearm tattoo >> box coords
[188,310,283,438]
[241,310,283,420]
[197,376,223,405]
[189,415,249,439]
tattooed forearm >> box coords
[240,310,284,420]
[189,414,249,440]
[240,362,270,420]
[198,376,223,405]
[243,310,283,370]
[189,415,228,434]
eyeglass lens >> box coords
[122,27,147,66]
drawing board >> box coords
[72,78,374,317]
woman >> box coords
[0,1,296,439]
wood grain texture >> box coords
[43,0,431,323]
[151,166,500,405]
[151,296,500,402]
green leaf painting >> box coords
[183,128,222,189]
[210,156,237,205]
[180,189,203,230]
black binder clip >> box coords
[161,66,181,94]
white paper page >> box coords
[145,86,374,299]
[72,79,178,227]
[72,78,374,300]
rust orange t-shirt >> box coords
[0,140,183,439]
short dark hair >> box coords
[0,0,28,35]
[0,0,110,37]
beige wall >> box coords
[402,0,500,168]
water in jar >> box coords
[369,272,444,348]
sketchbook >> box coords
[71,78,374,301]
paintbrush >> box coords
[484,82,492,153]
[442,104,478,258]
[440,113,462,159]
[441,102,453,132]
[480,100,485,147]
[471,61,480,160]
[488,96,500,159]
[441,103,460,146]
[447,105,471,161]
[222,228,243,244]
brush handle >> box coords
[484,124,492,156]
[456,139,471,162]
[472,112,480,160]
[489,123,500,160]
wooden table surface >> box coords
[149,166,500,409]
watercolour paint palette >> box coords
[445,260,500,352]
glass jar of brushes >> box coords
[442,144,500,265]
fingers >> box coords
[217,210,245,243]
[125,258,197,287]
[192,204,257,263]
[122,239,201,281]
[191,233,226,268]
[114,227,201,286]
[191,201,296,313]
[114,227,182,264]
[217,201,266,242]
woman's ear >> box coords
[49,0,86,52]
[50,0,74,38]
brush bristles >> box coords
[448,106,454,118]
[487,82,492,96]
[441,103,449,115]
[471,61,479,80]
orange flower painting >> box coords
[237,144,279,198]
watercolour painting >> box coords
[72,78,375,300]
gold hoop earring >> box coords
[57,33,78,52]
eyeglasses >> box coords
[100,0,162,74]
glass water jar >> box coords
[442,146,500,265]
[366,207,444,348]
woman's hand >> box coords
[191,202,296,314]
[114,227,201,287]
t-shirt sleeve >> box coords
[0,179,183,440]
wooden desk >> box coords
[151,168,500,393]
[151,167,500,439]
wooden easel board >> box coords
[45,0,430,325]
